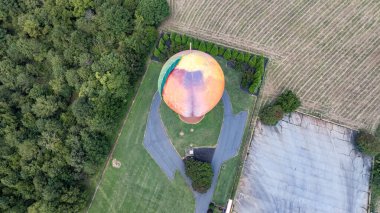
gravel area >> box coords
[234,113,372,213]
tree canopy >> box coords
[355,128,380,156]
[259,90,301,126]
[275,90,301,113]
[136,0,170,26]
[0,0,169,212]
[184,158,213,193]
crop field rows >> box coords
[164,0,380,130]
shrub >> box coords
[241,71,250,89]
[371,154,380,210]
[210,45,219,56]
[206,42,213,53]
[207,203,215,213]
[248,56,265,89]
[181,34,188,45]
[173,44,182,52]
[355,130,380,156]
[158,39,166,51]
[218,46,225,55]
[248,73,261,93]
[231,49,239,60]
[373,154,380,177]
[257,55,265,69]
[175,34,182,44]
[244,53,251,63]
[199,41,207,52]
[274,90,301,113]
[184,158,213,193]
[373,155,380,182]
[163,33,169,41]
[259,105,284,126]
[153,48,160,57]
[193,39,200,49]
[223,49,232,60]
[237,52,245,62]
[170,32,176,42]
[208,203,215,210]
[248,55,257,68]
[248,79,259,94]
[158,53,167,62]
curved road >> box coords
[143,91,248,213]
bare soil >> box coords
[163,0,380,131]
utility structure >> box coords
[157,49,225,124]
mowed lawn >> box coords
[212,156,240,205]
[217,57,255,114]
[160,101,223,157]
[159,56,257,205]
[160,57,256,158]
[89,61,194,213]
[212,57,256,205]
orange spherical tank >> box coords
[158,50,225,124]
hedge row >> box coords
[355,126,380,210]
[153,32,267,94]
[371,154,380,210]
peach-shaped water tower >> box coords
[158,50,225,124]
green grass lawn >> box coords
[159,56,257,206]
[371,183,380,212]
[160,57,255,157]
[86,76,143,206]
[212,157,240,205]
[89,56,258,212]
[89,61,194,213]
[212,57,257,206]
[216,57,255,114]
[160,101,223,157]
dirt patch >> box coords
[164,0,380,130]
[112,158,121,168]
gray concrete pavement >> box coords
[143,91,248,213]
[234,113,371,213]
[143,92,186,179]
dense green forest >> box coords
[0,0,168,212]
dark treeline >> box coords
[0,0,168,212]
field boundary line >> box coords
[160,23,285,61]
[367,157,375,213]
[86,59,153,212]
[229,58,272,205]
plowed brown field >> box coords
[163,0,380,130]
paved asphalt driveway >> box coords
[143,91,248,213]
